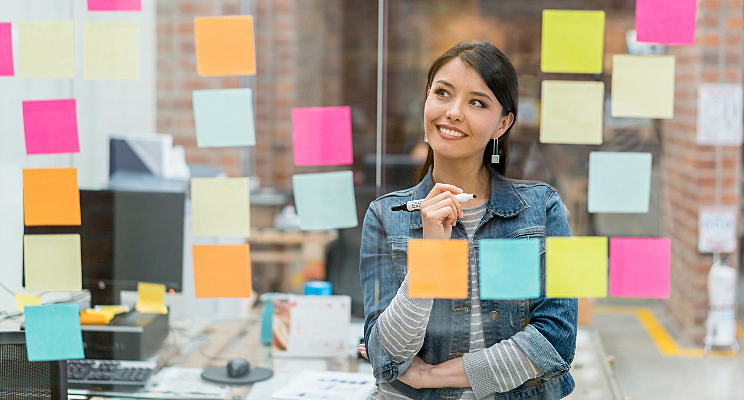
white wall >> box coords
[0,0,157,313]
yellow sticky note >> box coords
[24,234,82,292]
[611,55,676,119]
[541,10,605,74]
[546,237,608,298]
[95,305,129,316]
[15,293,41,312]
[135,282,168,314]
[408,239,468,299]
[19,21,74,78]
[84,22,140,80]
[540,81,605,144]
[191,177,250,237]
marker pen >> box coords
[391,193,476,212]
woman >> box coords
[358,41,578,400]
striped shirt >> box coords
[372,200,541,400]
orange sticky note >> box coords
[407,239,468,299]
[193,244,252,298]
[194,16,256,76]
[23,168,81,226]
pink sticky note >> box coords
[291,106,353,166]
[0,23,13,76]
[87,0,141,11]
[23,99,80,155]
[636,0,696,45]
[609,237,671,298]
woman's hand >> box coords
[397,356,433,389]
[420,183,464,240]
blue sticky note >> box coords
[292,171,358,230]
[588,152,652,213]
[24,304,84,361]
[479,239,540,299]
[193,88,256,147]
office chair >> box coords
[0,331,68,400]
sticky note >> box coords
[291,106,353,166]
[479,239,540,300]
[193,245,252,298]
[0,23,14,76]
[194,16,256,76]
[84,22,139,80]
[24,234,82,292]
[24,304,84,361]
[540,81,604,144]
[135,282,168,314]
[88,0,142,11]
[611,55,675,119]
[588,152,652,213]
[15,293,41,312]
[541,10,605,74]
[23,168,81,226]
[609,237,670,298]
[292,171,358,230]
[19,21,74,78]
[23,99,80,155]
[408,239,468,299]
[191,177,250,237]
[636,0,696,45]
[193,89,256,147]
[546,236,608,298]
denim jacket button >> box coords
[489,311,499,320]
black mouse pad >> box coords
[201,365,274,385]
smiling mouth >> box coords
[437,125,467,138]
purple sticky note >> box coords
[87,0,141,11]
[609,237,671,298]
[291,106,353,167]
[0,23,13,76]
[23,99,80,155]
[636,0,697,45]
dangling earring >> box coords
[491,138,499,164]
[424,134,428,143]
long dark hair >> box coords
[418,41,519,182]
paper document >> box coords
[145,367,230,398]
[272,371,375,400]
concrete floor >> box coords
[592,299,744,400]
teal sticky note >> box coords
[292,171,358,230]
[24,304,84,361]
[193,88,256,147]
[588,152,652,213]
[479,239,540,299]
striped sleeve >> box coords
[375,274,433,363]
[462,338,542,399]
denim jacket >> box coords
[360,170,578,400]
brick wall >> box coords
[661,0,743,343]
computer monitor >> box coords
[24,189,186,307]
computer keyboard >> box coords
[67,359,158,389]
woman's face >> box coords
[424,58,511,164]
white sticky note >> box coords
[588,152,652,213]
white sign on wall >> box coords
[698,206,737,253]
[697,83,743,146]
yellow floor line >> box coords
[595,305,741,358]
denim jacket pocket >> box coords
[388,237,409,282]
[505,227,546,254]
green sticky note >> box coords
[540,81,604,144]
[24,304,84,361]
[292,171,358,230]
[479,239,540,300]
[84,22,140,80]
[541,10,605,74]
[19,21,75,78]
[24,234,82,292]
[588,152,652,213]
[546,236,608,298]
[193,89,256,147]
[611,55,675,119]
[191,177,250,237]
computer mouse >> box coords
[226,357,251,378]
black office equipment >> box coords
[0,331,68,400]
[80,311,169,361]
[201,363,273,386]
[66,358,157,390]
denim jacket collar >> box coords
[410,167,529,229]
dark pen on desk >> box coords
[391,193,476,212]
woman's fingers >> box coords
[357,344,368,360]
[424,197,459,227]
[424,183,463,202]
